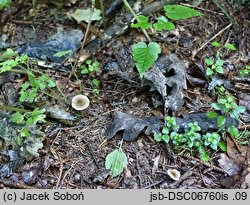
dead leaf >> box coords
[142,54,187,111]
[218,153,241,175]
[106,111,161,141]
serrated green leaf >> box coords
[132,42,161,78]
[164,5,203,20]
[153,16,175,31]
[0,48,17,61]
[131,15,152,29]
[71,8,102,23]
[105,149,128,177]
[211,41,221,47]
[224,43,237,51]
[11,112,24,124]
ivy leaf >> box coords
[224,43,237,51]
[164,5,203,20]
[153,16,175,31]
[71,8,102,23]
[132,42,161,78]
[131,15,152,29]
[105,149,128,177]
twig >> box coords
[141,180,165,189]
[192,23,232,58]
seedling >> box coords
[0,0,11,10]
[239,65,250,77]
[154,116,224,161]
[80,59,100,94]
[205,51,224,76]
[11,108,46,143]
[19,72,56,103]
[105,140,128,177]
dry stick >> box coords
[192,23,232,59]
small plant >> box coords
[0,0,11,10]
[11,108,46,142]
[207,86,246,138]
[80,59,100,94]
[105,140,128,177]
[126,2,203,78]
[205,42,237,77]
[239,65,250,77]
[154,116,224,161]
[205,51,224,76]
[19,72,56,103]
[0,50,28,73]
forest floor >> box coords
[0,0,250,189]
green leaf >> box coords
[215,66,224,74]
[164,5,203,20]
[0,0,12,10]
[205,58,214,66]
[153,16,175,31]
[235,106,246,114]
[217,115,226,127]
[154,133,162,142]
[211,41,221,47]
[105,149,128,177]
[218,141,227,152]
[239,69,249,77]
[228,125,239,138]
[92,78,100,88]
[131,15,152,29]
[11,112,24,124]
[162,135,170,143]
[0,48,17,61]
[206,68,214,76]
[71,8,102,23]
[206,111,218,118]
[132,42,161,78]
[30,108,46,124]
[224,43,237,51]
[53,50,73,58]
[211,102,221,110]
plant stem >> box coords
[0,105,31,113]
[121,0,151,42]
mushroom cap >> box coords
[167,169,181,181]
[71,95,90,110]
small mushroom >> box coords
[71,95,90,110]
[167,169,181,181]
